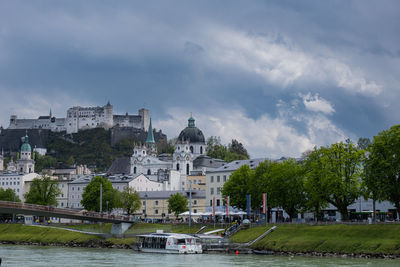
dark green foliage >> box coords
[168,193,188,218]
[120,188,141,215]
[304,142,364,221]
[24,175,61,206]
[365,125,400,216]
[222,165,253,211]
[223,160,306,219]
[207,136,249,162]
[160,139,176,154]
[81,176,119,212]
[0,188,21,202]
[33,152,57,173]
[46,129,140,171]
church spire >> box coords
[145,118,155,144]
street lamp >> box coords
[144,193,148,220]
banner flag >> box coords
[212,196,215,217]
[246,194,251,217]
[262,193,267,213]
[226,196,230,216]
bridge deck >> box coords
[0,201,134,223]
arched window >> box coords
[176,163,180,171]
[200,146,203,154]
[134,167,137,174]
[147,169,151,175]
[186,164,190,175]
[190,146,194,153]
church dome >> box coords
[21,134,31,152]
[178,116,205,143]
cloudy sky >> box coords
[1,0,399,158]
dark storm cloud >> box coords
[0,0,399,157]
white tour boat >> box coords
[134,232,203,254]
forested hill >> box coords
[45,128,167,171]
[1,128,167,172]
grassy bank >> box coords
[231,224,400,255]
[0,224,101,244]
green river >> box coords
[0,245,398,266]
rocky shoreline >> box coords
[1,240,399,259]
[261,250,400,260]
[0,240,130,249]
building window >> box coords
[168,210,171,214]
[186,164,190,175]
[210,200,212,206]
[155,200,158,205]
[200,146,203,154]
[217,176,220,182]
[72,187,74,191]
[143,201,146,205]
[134,167,137,174]
[223,175,227,182]
[194,200,197,205]
[210,188,214,195]
[210,176,214,183]
[147,169,151,175]
[193,180,196,184]
[194,209,197,213]
[176,163,180,171]
[190,146,194,153]
[217,199,220,206]
[217,187,221,195]
[155,209,158,214]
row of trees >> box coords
[20,175,188,218]
[223,125,400,221]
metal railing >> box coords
[0,201,133,222]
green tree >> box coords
[168,193,188,218]
[303,147,330,221]
[364,125,400,217]
[0,188,21,202]
[34,153,57,173]
[207,136,249,162]
[222,165,253,210]
[228,139,249,159]
[24,175,61,206]
[304,142,364,220]
[120,187,141,215]
[268,159,306,220]
[161,139,176,154]
[81,176,118,212]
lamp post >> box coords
[144,193,148,221]
[12,189,16,223]
[189,181,192,228]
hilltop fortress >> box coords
[8,102,149,134]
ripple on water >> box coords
[0,245,398,267]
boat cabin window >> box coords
[177,239,186,245]
[141,236,167,249]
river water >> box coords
[0,245,397,266]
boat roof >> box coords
[137,233,196,239]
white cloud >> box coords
[301,92,335,115]
[202,27,383,96]
[155,104,350,159]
